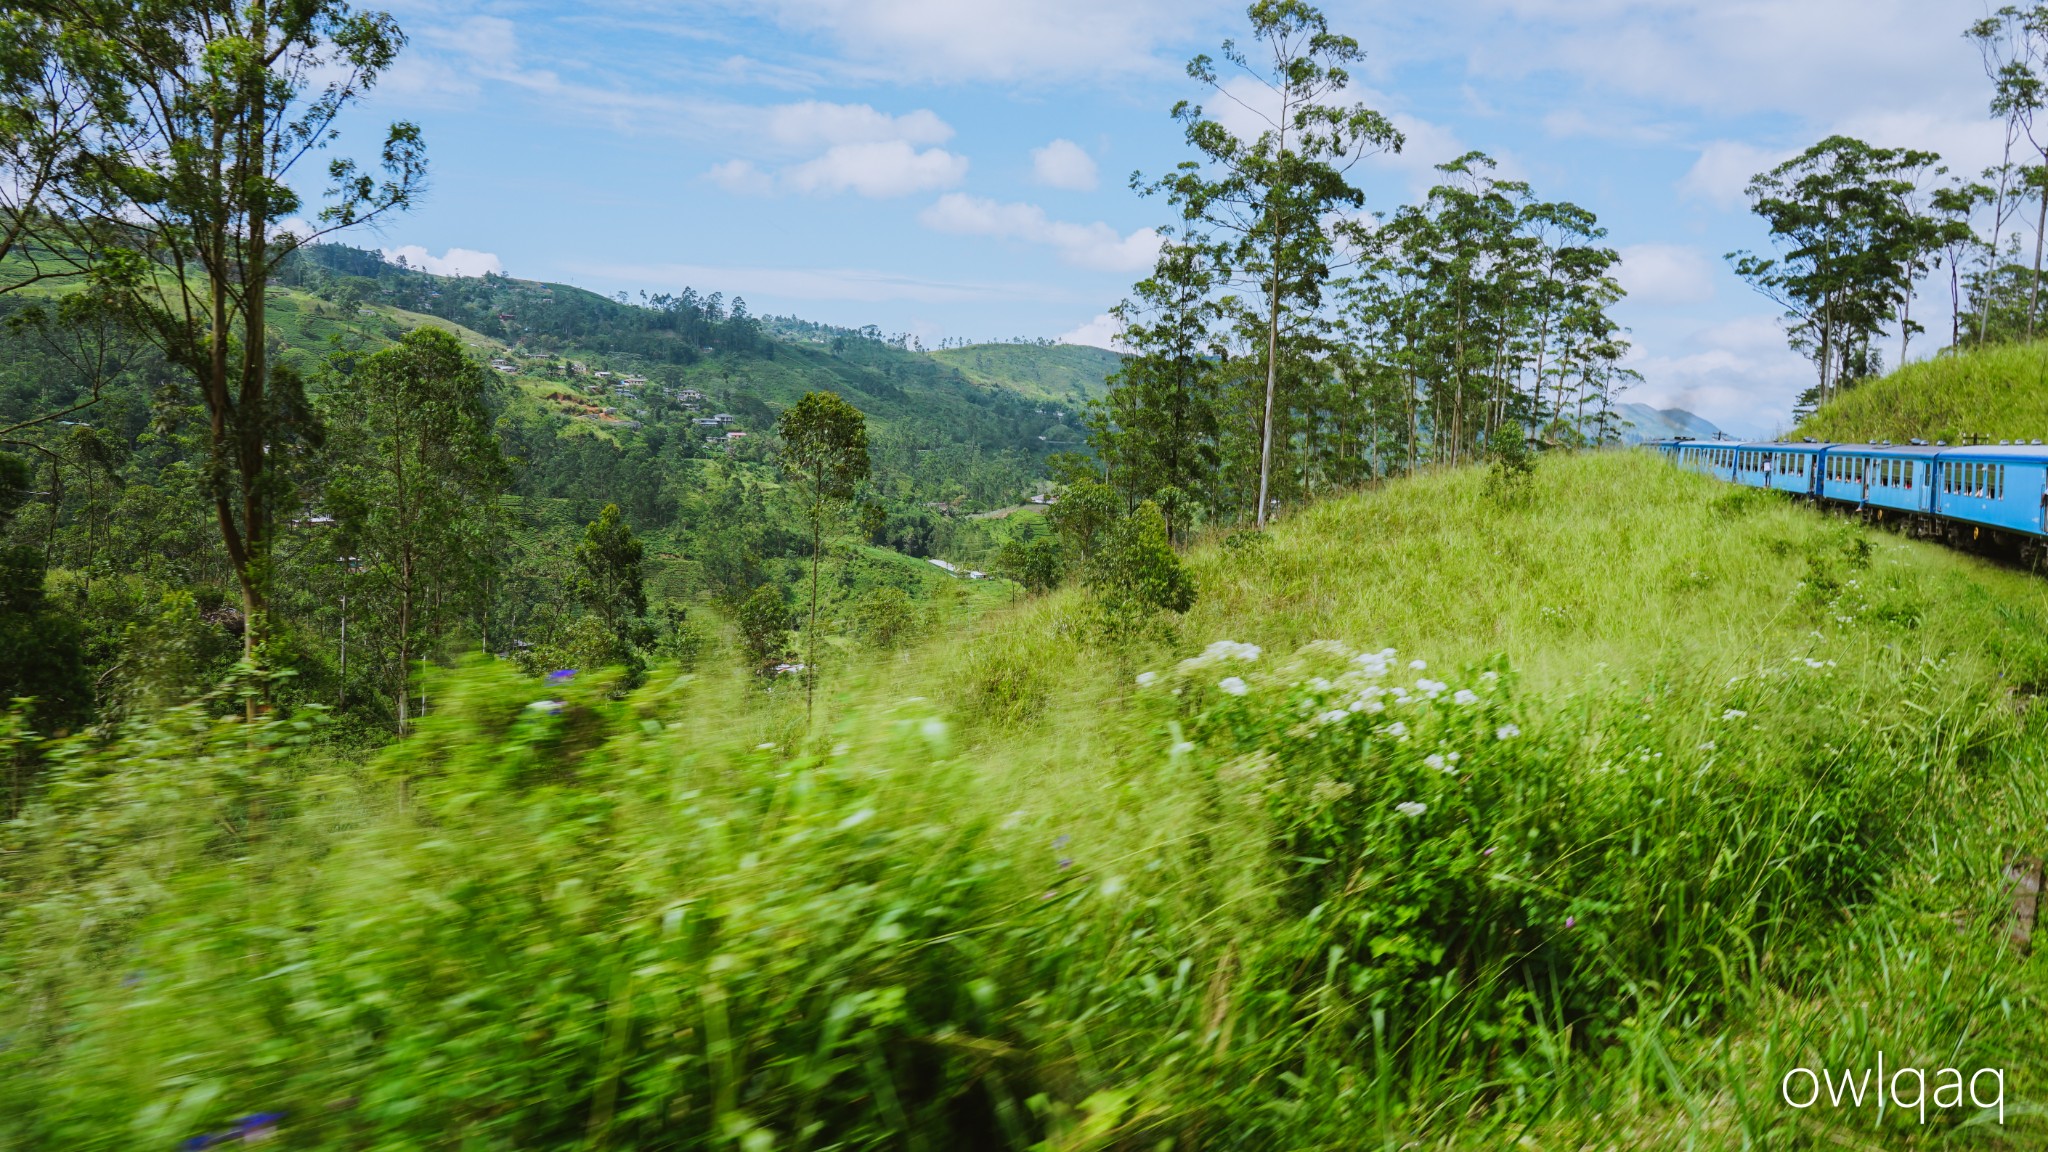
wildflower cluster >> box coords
[1136,640,1571,1013]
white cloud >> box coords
[1058,312,1127,351]
[383,246,505,278]
[1463,0,1983,123]
[783,140,969,198]
[1626,314,1813,436]
[701,101,966,198]
[706,159,775,196]
[1032,139,1099,191]
[762,101,954,150]
[731,0,1224,82]
[1616,243,1717,306]
[1678,141,1791,210]
[920,193,1161,272]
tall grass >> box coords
[5,453,2048,1149]
[1803,340,2048,443]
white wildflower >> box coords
[1384,721,1409,738]
[1496,723,1522,740]
[1170,740,1196,756]
[1409,659,1428,671]
[1318,709,1351,725]
[754,741,776,750]
[1453,689,1479,706]
[1396,801,1427,818]
[1721,709,1747,721]
[1218,676,1249,696]
[1205,640,1262,662]
[1424,753,1450,772]
[1310,778,1356,804]
[1308,677,1334,693]
[1697,741,1716,752]
[1479,671,1500,685]
[1136,671,1159,687]
[1448,751,1461,763]
[1418,678,1447,696]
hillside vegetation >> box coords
[928,342,1123,405]
[8,451,2046,1149]
[1802,339,2048,443]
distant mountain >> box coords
[1611,402,1723,444]
[928,342,1124,405]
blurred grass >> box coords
[7,451,2048,1149]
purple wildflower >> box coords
[1565,916,1577,929]
[547,669,578,683]
[1058,858,1073,870]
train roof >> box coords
[1652,438,2048,461]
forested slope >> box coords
[0,243,1071,738]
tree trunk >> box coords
[807,477,822,725]
[397,561,411,737]
[2031,184,2047,341]
[1256,238,1284,529]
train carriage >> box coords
[1929,444,2048,537]
[1819,444,1936,516]
[1650,437,2048,550]
[1763,443,1824,496]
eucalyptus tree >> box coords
[1090,236,1225,540]
[1930,178,1993,348]
[41,0,426,684]
[326,327,506,735]
[1968,5,2048,338]
[0,1,124,293]
[1139,0,1401,528]
[1730,137,1939,409]
[1968,6,2047,342]
[776,390,868,721]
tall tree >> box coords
[1091,237,1223,539]
[326,326,505,735]
[1968,5,2042,343]
[45,0,425,688]
[1141,0,1401,528]
[775,390,868,722]
[0,1,122,294]
[572,502,649,661]
[1730,137,1939,410]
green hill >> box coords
[1801,339,2048,443]
[928,341,1124,405]
[277,245,1074,478]
[10,450,2047,1147]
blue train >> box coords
[1650,436,2048,557]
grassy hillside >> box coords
[928,341,1124,405]
[1802,339,2048,443]
[8,451,2048,1148]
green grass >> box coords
[928,342,1123,405]
[6,452,2048,1149]
[1802,340,2048,443]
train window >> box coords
[1999,465,2006,499]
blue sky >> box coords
[325,0,2007,436]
